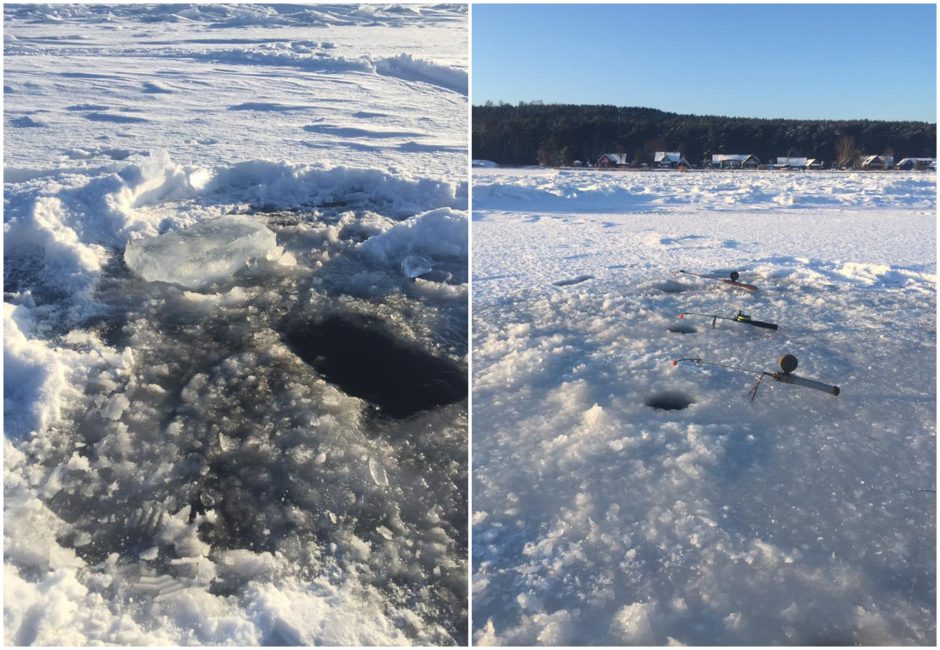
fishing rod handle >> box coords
[775,373,840,396]
[742,319,778,330]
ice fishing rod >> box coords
[676,269,759,292]
[672,354,840,401]
[678,310,778,330]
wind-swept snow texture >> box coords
[472,168,935,645]
[4,4,467,646]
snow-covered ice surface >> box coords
[472,168,936,645]
[5,5,467,645]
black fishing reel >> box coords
[778,354,798,374]
[673,353,840,399]
[771,353,840,397]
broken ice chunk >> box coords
[401,255,433,279]
[368,458,389,486]
[124,216,280,289]
[139,546,159,561]
[133,573,187,600]
[126,501,164,539]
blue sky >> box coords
[473,4,937,122]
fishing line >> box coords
[673,354,840,401]
[679,310,779,330]
[676,269,760,291]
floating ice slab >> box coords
[124,216,278,289]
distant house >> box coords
[895,157,936,171]
[596,153,629,168]
[860,154,895,170]
[712,154,760,169]
[654,151,690,169]
[773,156,816,170]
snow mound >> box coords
[206,160,466,216]
[359,207,468,263]
[3,303,122,441]
[124,216,283,289]
[194,44,467,94]
[193,41,373,76]
[373,54,468,94]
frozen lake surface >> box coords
[4,4,467,645]
[472,168,935,645]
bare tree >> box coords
[643,138,666,164]
[835,135,858,169]
[561,145,576,167]
[537,144,554,167]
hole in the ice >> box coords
[282,316,466,419]
[645,391,694,411]
[666,323,697,334]
[653,281,693,294]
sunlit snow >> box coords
[472,167,935,645]
[4,4,467,646]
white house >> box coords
[774,157,817,170]
[654,151,690,168]
[596,153,629,168]
[860,154,895,170]
[895,157,936,171]
[711,154,760,169]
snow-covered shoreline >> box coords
[474,167,936,212]
[472,168,936,645]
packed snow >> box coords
[5,4,467,646]
[472,168,935,645]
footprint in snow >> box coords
[658,234,707,246]
[142,81,173,94]
[228,102,305,112]
[65,103,111,111]
[303,124,426,139]
[65,147,133,161]
[553,274,594,287]
[10,115,44,127]
[84,112,150,124]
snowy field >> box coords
[5,5,467,645]
[472,168,936,645]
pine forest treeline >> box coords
[472,103,937,167]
